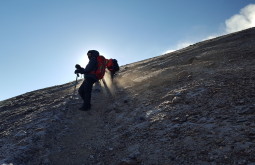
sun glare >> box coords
[79,53,89,67]
[78,47,112,68]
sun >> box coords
[79,53,89,67]
[78,48,112,67]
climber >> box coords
[74,50,106,111]
[106,58,120,80]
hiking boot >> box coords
[79,104,91,111]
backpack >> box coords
[95,56,107,80]
[107,59,120,73]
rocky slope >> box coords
[0,27,255,165]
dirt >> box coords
[47,86,114,165]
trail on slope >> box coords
[48,80,115,165]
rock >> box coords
[238,107,255,115]
[138,116,146,122]
[172,96,182,104]
[118,158,139,165]
[236,99,245,105]
[35,127,45,132]
[15,130,27,138]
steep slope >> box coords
[0,27,255,165]
[0,81,82,164]
[99,28,255,164]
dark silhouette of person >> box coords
[74,50,100,111]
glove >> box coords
[75,64,82,70]
[74,69,82,74]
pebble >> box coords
[172,96,182,104]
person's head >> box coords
[87,50,99,59]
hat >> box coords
[87,50,99,56]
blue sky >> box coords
[0,0,255,101]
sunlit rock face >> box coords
[1,27,255,165]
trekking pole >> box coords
[72,74,79,99]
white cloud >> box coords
[164,4,255,55]
[203,34,219,40]
[164,41,194,54]
[225,4,255,33]
[177,42,193,49]
[164,49,176,54]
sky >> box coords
[0,0,255,101]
